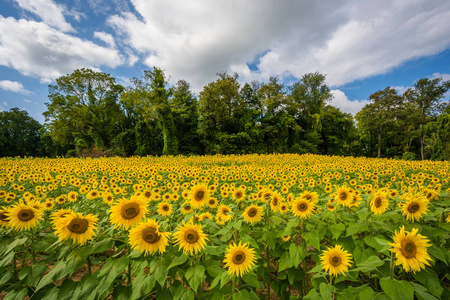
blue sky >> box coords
[1,0,450,124]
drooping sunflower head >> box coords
[6,202,43,231]
[129,219,170,255]
[242,205,263,224]
[320,245,353,277]
[189,184,209,209]
[54,212,98,245]
[109,196,148,230]
[291,197,315,219]
[173,221,208,255]
[157,202,172,217]
[223,242,257,277]
[401,195,429,222]
[389,226,432,273]
[370,192,389,215]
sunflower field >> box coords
[0,154,449,300]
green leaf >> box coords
[0,270,12,285]
[220,271,232,289]
[346,224,368,237]
[304,232,320,251]
[90,239,114,255]
[66,247,91,275]
[203,245,222,256]
[320,282,336,299]
[57,278,78,300]
[413,268,443,298]
[289,244,305,267]
[206,260,224,278]
[242,271,260,289]
[0,251,14,268]
[415,290,439,300]
[233,289,250,300]
[36,260,69,291]
[173,284,195,300]
[131,271,156,300]
[97,255,129,296]
[154,257,170,287]
[304,289,322,300]
[209,273,223,290]
[167,254,189,269]
[428,245,447,264]
[3,237,28,255]
[4,288,28,300]
[328,223,345,240]
[278,251,294,271]
[185,265,205,293]
[380,278,414,300]
[359,286,391,300]
[354,256,385,272]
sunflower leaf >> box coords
[413,268,443,298]
[380,278,414,300]
[167,254,189,269]
[242,271,260,289]
[328,223,345,240]
[427,245,447,264]
[353,256,385,273]
[3,237,28,255]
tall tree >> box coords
[44,68,124,153]
[403,77,450,160]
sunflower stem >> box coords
[127,245,132,286]
[30,227,36,263]
[389,250,394,280]
[266,202,271,300]
[87,254,92,274]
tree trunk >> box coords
[378,132,382,158]
[420,124,425,160]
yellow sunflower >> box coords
[400,195,429,222]
[217,204,233,223]
[232,188,246,202]
[86,189,100,200]
[300,190,319,204]
[335,187,353,207]
[389,226,432,273]
[173,221,208,255]
[320,245,353,277]
[370,192,389,215]
[6,202,43,231]
[223,242,257,277]
[291,197,315,219]
[109,196,148,230]
[326,200,336,211]
[54,212,98,245]
[102,192,114,205]
[0,207,10,228]
[281,235,291,242]
[157,202,173,217]
[43,200,55,211]
[270,192,283,212]
[242,205,263,224]
[189,184,210,209]
[67,191,79,203]
[181,203,193,215]
[207,197,218,209]
[129,219,170,255]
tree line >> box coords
[1,67,449,160]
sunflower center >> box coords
[374,197,382,208]
[144,191,151,198]
[297,203,307,212]
[272,198,278,206]
[185,230,199,243]
[305,195,312,201]
[67,218,89,234]
[162,205,169,211]
[232,251,246,265]
[247,208,257,217]
[121,202,140,220]
[194,191,205,202]
[141,227,161,244]
[0,212,8,221]
[18,209,34,222]
[330,255,341,266]
[235,191,242,198]
[185,205,191,210]
[408,202,420,213]
[339,192,348,201]
[209,199,216,205]
[400,240,417,258]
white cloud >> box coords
[0,101,8,111]
[94,31,116,48]
[430,73,450,82]
[393,86,408,95]
[14,0,74,32]
[331,90,370,115]
[0,16,124,83]
[109,0,450,91]
[0,80,31,94]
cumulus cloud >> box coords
[0,16,124,83]
[109,0,450,91]
[0,80,31,94]
[14,0,74,32]
[94,31,116,48]
[331,90,370,115]
[0,101,8,111]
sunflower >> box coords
[320,245,353,277]
[68,191,79,203]
[400,195,429,222]
[232,188,246,202]
[198,212,214,221]
[43,200,55,211]
[223,242,257,277]
[389,226,432,273]
[102,192,114,205]
[129,219,170,255]
[291,197,315,219]
[207,197,218,209]
[0,207,10,228]
[51,208,75,227]
[270,192,282,212]
[173,221,208,255]
[370,192,389,215]
[86,189,100,200]
[279,202,289,214]
[181,203,193,215]
[335,187,353,207]
[157,202,173,217]
[54,212,98,245]
[109,196,148,230]
[300,190,319,204]
[326,200,336,211]
[242,205,263,224]
[281,235,291,242]
[6,202,43,231]
[189,184,209,209]
[217,204,233,223]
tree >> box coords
[44,68,124,154]
[122,67,178,156]
[403,77,450,160]
[0,108,42,157]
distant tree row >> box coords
[1,68,449,160]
